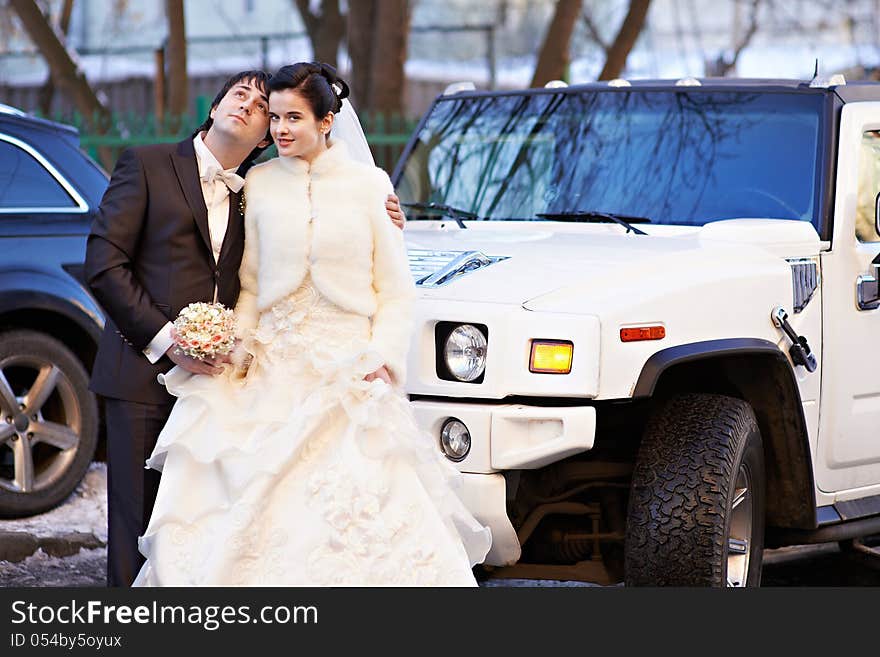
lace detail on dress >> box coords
[248,273,371,374]
[305,466,445,586]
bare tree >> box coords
[36,0,74,115]
[8,0,110,129]
[347,0,410,115]
[583,0,653,80]
[531,0,583,87]
[706,0,762,77]
[165,0,187,130]
[294,0,346,68]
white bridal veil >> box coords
[331,95,375,167]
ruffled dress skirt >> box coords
[133,276,491,586]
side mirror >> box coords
[875,191,880,238]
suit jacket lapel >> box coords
[170,139,212,257]
[217,190,243,269]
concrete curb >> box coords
[0,530,105,563]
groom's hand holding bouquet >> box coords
[167,302,237,376]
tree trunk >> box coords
[597,0,652,80]
[9,0,110,130]
[347,0,378,110]
[165,0,188,132]
[347,0,410,115]
[369,0,410,115]
[530,0,583,87]
[37,0,74,116]
[294,0,346,68]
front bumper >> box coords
[412,400,596,472]
[412,399,597,566]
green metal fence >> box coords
[45,103,418,173]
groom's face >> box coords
[209,79,271,149]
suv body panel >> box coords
[394,80,880,566]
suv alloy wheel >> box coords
[0,330,98,517]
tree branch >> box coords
[294,0,318,34]
[582,11,609,52]
[531,0,584,87]
[730,0,760,66]
[9,0,110,127]
[597,0,653,80]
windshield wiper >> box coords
[402,202,478,229]
[536,211,651,235]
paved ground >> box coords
[1,464,879,587]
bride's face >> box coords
[268,88,334,162]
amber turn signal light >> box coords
[620,326,666,342]
[529,340,573,374]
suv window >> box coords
[856,129,880,242]
[0,136,78,210]
[398,90,824,228]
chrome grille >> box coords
[407,249,508,287]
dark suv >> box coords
[0,104,108,517]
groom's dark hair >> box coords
[268,62,350,122]
[194,69,272,167]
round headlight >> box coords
[440,418,471,461]
[444,324,487,382]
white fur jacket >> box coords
[233,140,415,382]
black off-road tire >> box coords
[624,393,766,587]
[0,330,98,518]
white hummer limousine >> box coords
[393,76,880,586]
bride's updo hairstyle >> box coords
[268,62,350,124]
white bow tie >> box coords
[201,167,244,193]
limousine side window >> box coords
[0,136,78,211]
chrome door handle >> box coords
[857,272,880,311]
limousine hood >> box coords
[404,219,821,311]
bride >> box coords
[133,63,491,586]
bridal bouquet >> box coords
[171,302,236,361]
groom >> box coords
[85,69,407,587]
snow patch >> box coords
[0,462,107,543]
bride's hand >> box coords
[386,194,405,230]
[166,345,222,376]
[364,365,392,385]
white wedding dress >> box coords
[133,274,492,586]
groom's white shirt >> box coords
[143,134,237,364]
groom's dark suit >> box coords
[85,138,246,586]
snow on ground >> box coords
[0,464,108,587]
[1,462,108,543]
[0,548,106,588]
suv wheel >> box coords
[624,393,766,587]
[0,330,98,517]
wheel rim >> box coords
[725,462,753,587]
[0,355,81,494]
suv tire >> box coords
[0,330,98,518]
[624,393,766,587]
